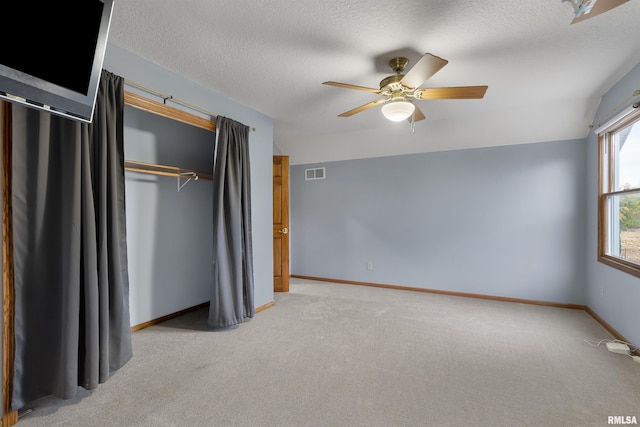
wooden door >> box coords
[273,156,290,292]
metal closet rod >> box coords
[124,79,256,131]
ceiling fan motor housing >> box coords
[380,57,410,93]
[380,74,405,92]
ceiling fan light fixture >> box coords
[381,100,415,122]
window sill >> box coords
[599,254,640,279]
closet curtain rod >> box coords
[124,79,256,131]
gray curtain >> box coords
[209,116,255,328]
[11,70,132,410]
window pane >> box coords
[606,192,640,263]
[614,120,640,190]
[601,135,610,193]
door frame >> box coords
[2,101,18,426]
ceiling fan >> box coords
[566,0,630,24]
[323,53,488,123]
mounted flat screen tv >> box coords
[0,0,114,123]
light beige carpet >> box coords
[17,278,640,426]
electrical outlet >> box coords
[366,261,373,271]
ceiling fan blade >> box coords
[338,98,387,117]
[415,86,488,100]
[400,53,448,89]
[410,106,426,122]
[323,81,381,93]
[571,0,629,24]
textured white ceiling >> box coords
[108,0,640,164]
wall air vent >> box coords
[305,167,326,180]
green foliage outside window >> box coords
[620,195,640,230]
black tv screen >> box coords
[0,0,114,123]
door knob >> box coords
[279,227,288,235]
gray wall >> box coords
[291,139,587,304]
[104,44,274,324]
[586,62,640,347]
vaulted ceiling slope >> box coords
[108,0,640,165]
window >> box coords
[598,107,640,277]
